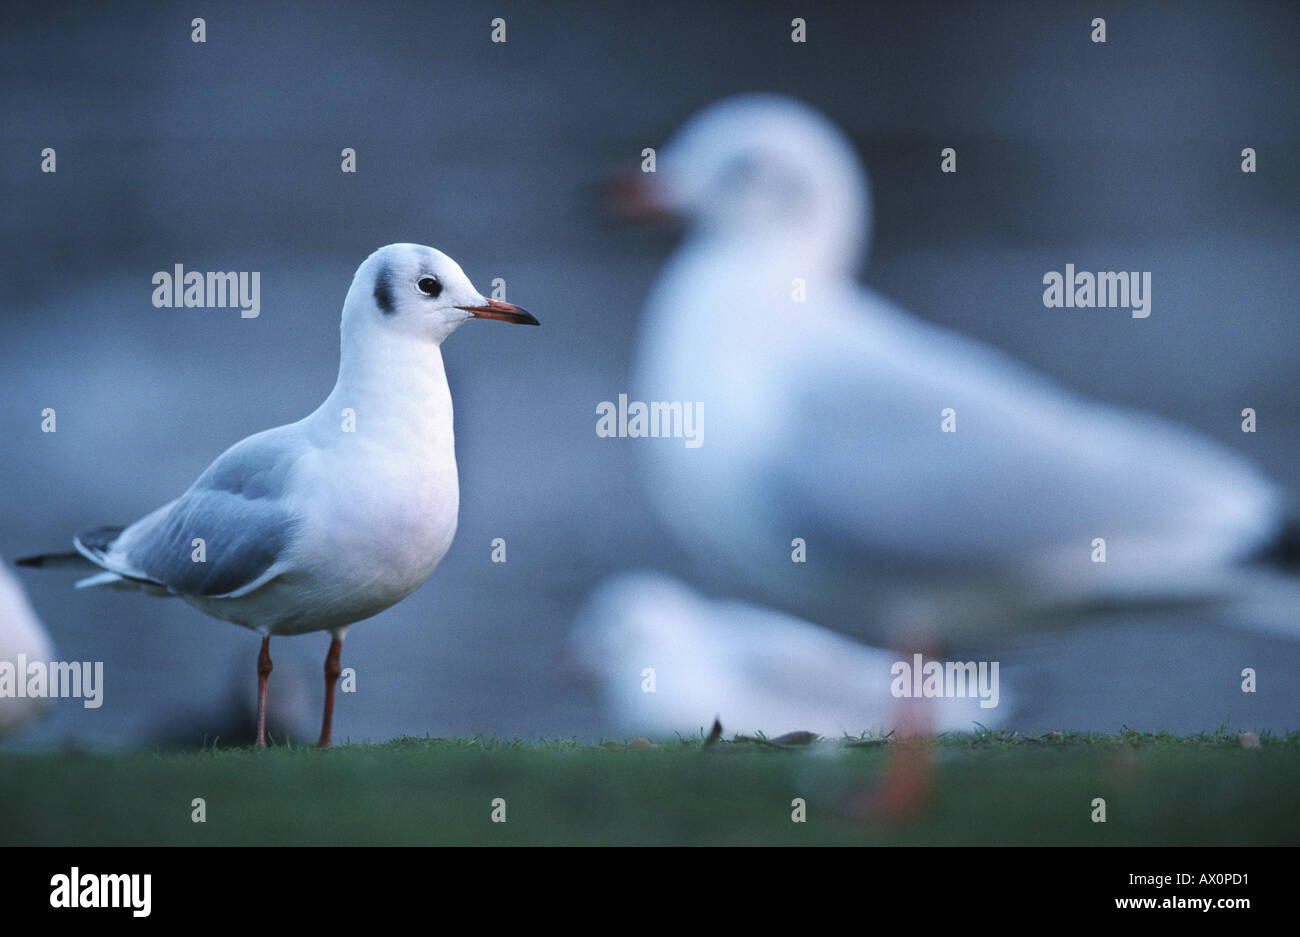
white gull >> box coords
[19,243,539,746]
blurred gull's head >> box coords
[567,571,700,679]
[617,95,871,273]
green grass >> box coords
[2,728,1296,845]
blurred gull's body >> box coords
[627,95,1290,643]
[0,558,55,736]
[571,571,1013,739]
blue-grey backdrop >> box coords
[2,0,1297,746]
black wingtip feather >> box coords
[1251,517,1300,572]
[14,552,95,570]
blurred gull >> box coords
[614,94,1297,644]
[19,244,539,747]
[0,558,55,737]
[570,571,1013,739]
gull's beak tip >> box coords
[457,298,540,326]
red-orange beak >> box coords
[455,298,540,326]
[601,169,678,223]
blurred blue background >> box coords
[1,0,1297,746]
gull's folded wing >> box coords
[80,428,303,599]
[775,286,1284,589]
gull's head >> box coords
[343,243,538,345]
[609,95,871,272]
[565,571,707,683]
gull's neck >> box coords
[312,325,455,453]
[686,222,861,280]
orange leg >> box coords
[317,636,343,749]
[848,634,941,826]
[256,636,272,748]
[864,691,936,822]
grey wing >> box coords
[776,289,1282,571]
[86,428,303,598]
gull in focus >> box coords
[612,94,1297,645]
[570,570,1013,739]
[19,243,539,747]
[0,557,55,737]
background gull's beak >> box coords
[456,298,540,325]
[600,169,679,223]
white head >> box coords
[566,571,706,679]
[342,243,538,347]
[613,95,872,273]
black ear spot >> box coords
[373,262,395,314]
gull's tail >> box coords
[15,550,127,590]
[17,525,126,576]
[16,526,159,591]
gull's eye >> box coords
[720,154,762,189]
[417,276,442,298]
